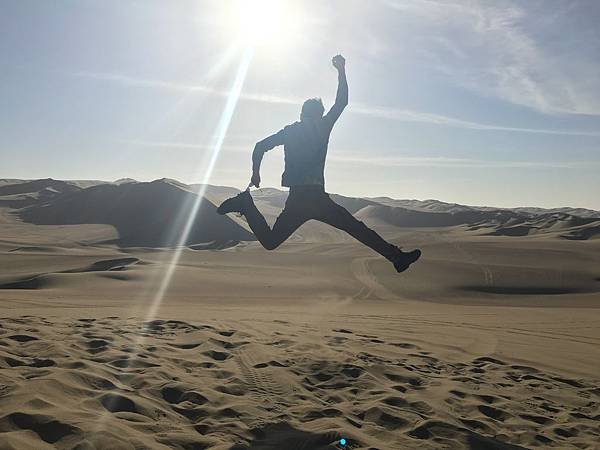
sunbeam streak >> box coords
[144,46,254,324]
[93,47,254,433]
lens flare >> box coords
[94,46,254,433]
[143,46,254,323]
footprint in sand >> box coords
[85,339,109,354]
[202,350,231,361]
[1,412,79,444]
[7,334,38,343]
[161,385,208,406]
[101,394,138,413]
[4,356,55,368]
[477,404,512,422]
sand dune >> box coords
[17,179,254,247]
[366,197,489,214]
[0,231,598,450]
[0,257,140,290]
[0,179,80,197]
[0,179,81,209]
[1,178,599,449]
[513,207,600,219]
[4,178,598,244]
[482,213,600,240]
[190,184,242,206]
[367,197,600,219]
[355,204,518,229]
[355,204,600,240]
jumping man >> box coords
[217,55,421,273]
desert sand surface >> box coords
[1,179,599,450]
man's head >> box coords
[301,98,324,121]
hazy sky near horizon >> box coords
[2,0,600,209]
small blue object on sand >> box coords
[340,438,347,446]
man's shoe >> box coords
[217,191,250,215]
[393,249,421,273]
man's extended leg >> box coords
[315,194,420,272]
[244,193,308,250]
[218,191,307,250]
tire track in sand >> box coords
[351,256,399,300]
[235,348,291,427]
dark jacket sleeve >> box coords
[323,71,348,129]
[252,129,285,173]
[255,129,285,154]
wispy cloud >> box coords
[119,139,599,170]
[119,139,247,152]
[73,71,600,137]
[350,105,600,136]
[330,153,600,169]
[71,70,300,105]
[381,0,600,115]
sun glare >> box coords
[228,0,301,49]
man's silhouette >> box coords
[218,55,421,273]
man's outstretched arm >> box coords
[251,130,284,187]
[325,54,348,126]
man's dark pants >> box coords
[242,185,398,260]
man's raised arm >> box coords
[251,129,284,188]
[325,54,348,126]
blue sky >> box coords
[1,0,599,208]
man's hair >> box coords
[301,98,325,120]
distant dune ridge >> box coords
[356,204,600,240]
[0,178,81,209]
[367,196,600,219]
[2,178,598,245]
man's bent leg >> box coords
[316,195,398,260]
[243,193,307,250]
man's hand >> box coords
[332,54,345,71]
[251,171,261,188]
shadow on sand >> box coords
[229,423,344,450]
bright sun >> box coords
[227,0,301,49]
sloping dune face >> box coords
[18,180,254,247]
[355,204,519,228]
